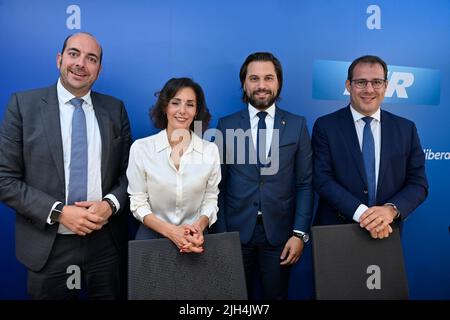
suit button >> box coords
[253,202,258,207]
[259,180,264,186]
[363,190,368,194]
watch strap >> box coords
[384,203,400,219]
[103,197,117,214]
[50,203,64,223]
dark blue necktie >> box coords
[67,98,88,204]
[362,116,376,206]
[256,111,267,167]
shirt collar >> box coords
[154,129,204,154]
[248,103,276,120]
[349,104,381,123]
[57,78,93,108]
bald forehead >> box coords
[64,33,102,62]
[67,33,100,50]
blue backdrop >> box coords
[0,0,449,299]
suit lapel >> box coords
[40,86,65,186]
[238,109,259,173]
[339,106,367,185]
[243,107,286,170]
[272,107,286,147]
[91,93,110,188]
[238,108,251,132]
[377,110,390,197]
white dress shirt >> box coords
[48,79,119,234]
[350,105,381,222]
[248,103,275,158]
[249,103,275,218]
[127,129,221,228]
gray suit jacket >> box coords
[0,84,132,271]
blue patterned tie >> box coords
[362,116,376,206]
[256,111,267,167]
[67,98,88,204]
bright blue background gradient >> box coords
[1,0,449,299]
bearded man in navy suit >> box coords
[312,55,428,238]
[213,52,313,300]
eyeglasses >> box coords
[351,79,386,89]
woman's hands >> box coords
[179,224,205,253]
[164,224,203,253]
[170,216,209,253]
[143,214,209,254]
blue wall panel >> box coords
[0,0,448,299]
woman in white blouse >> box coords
[126,78,221,253]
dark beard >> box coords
[247,91,277,110]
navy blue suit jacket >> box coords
[312,105,428,225]
[213,107,313,246]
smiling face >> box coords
[345,62,388,116]
[57,33,102,97]
[166,87,197,136]
[243,61,279,110]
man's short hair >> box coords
[347,55,388,81]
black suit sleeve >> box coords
[293,118,314,232]
[387,123,428,218]
[0,93,57,230]
[104,100,132,213]
[211,118,227,233]
[312,119,363,219]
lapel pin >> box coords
[281,120,286,125]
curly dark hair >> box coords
[150,77,211,133]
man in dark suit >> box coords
[312,55,428,238]
[0,32,132,299]
[213,52,313,299]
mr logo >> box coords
[66,265,81,290]
[312,59,441,105]
[366,265,381,290]
[344,71,415,99]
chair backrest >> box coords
[311,223,409,300]
[128,231,247,300]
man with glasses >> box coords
[311,55,428,239]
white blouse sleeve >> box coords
[198,143,221,227]
[126,141,153,223]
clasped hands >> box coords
[58,200,112,236]
[359,205,398,239]
[169,224,205,254]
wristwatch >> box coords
[103,197,117,214]
[384,203,400,219]
[50,203,64,223]
[293,231,309,243]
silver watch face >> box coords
[302,233,310,243]
[294,232,309,243]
